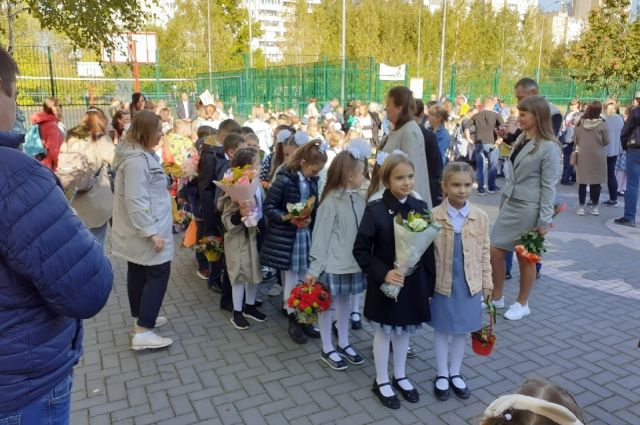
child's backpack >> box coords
[23,124,47,159]
[57,143,99,192]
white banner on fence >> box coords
[77,62,104,77]
[379,63,406,81]
[410,78,424,99]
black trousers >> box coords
[127,261,171,329]
[579,184,601,206]
[607,156,618,201]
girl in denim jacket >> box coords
[429,162,492,401]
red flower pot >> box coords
[471,337,496,356]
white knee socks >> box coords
[334,294,351,350]
[373,330,393,396]
[351,293,361,320]
[391,333,412,390]
[245,283,258,306]
[434,331,467,389]
[232,284,245,312]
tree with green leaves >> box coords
[0,0,157,53]
[569,0,640,96]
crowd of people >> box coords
[3,39,639,422]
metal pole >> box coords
[207,0,213,89]
[47,46,56,97]
[416,1,422,78]
[248,0,254,68]
[437,0,447,99]
[536,16,544,82]
[340,0,346,103]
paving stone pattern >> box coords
[71,185,640,425]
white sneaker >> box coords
[134,316,168,328]
[504,302,530,321]
[576,206,585,216]
[590,206,599,216]
[481,296,505,309]
[267,284,282,296]
[131,331,173,350]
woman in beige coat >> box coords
[574,101,609,216]
[218,148,268,330]
[63,109,115,247]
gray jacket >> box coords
[111,142,174,266]
[307,190,365,277]
[503,134,562,228]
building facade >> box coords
[550,11,586,45]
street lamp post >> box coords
[341,0,346,104]
[437,0,447,99]
[416,1,422,78]
[248,0,254,68]
[207,0,213,89]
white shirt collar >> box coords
[399,196,408,204]
[446,199,469,219]
[297,171,307,181]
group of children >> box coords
[184,113,498,409]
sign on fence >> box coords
[379,63,406,81]
[77,62,104,77]
[410,78,424,99]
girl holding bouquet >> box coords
[261,141,328,344]
[306,139,371,371]
[353,154,436,409]
[218,148,268,330]
[429,162,492,401]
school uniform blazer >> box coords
[503,135,562,228]
[353,190,436,326]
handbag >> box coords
[569,145,579,166]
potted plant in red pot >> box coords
[472,301,497,356]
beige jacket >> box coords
[63,129,115,228]
[574,118,609,185]
[432,202,492,297]
[220,193,263,286]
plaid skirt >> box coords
[289,227,310,272]
[318,271,366,296]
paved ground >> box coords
[70,182,640,425]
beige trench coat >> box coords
[574,119,609,185]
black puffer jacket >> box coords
[198,143,227,235]
[261,167,319,270]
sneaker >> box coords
[602,200,618,206]
[487,187,500,194]
[505,271,512,280]
[477,191,487,196]
[267,284,283,297]
[576,206,585,216]
[482,296,504,309]
[131,331,173,350]
[590,206,599,216]
[504,302,530,321]
[261,266,277,280]
[321,350,348,371]
[407,346,417,359]
[196,269,210,280]
[614,217,637,227]
[231,311,250,330]
[134,316,168,329]
[243,305,268,322]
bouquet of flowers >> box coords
[194,236,224,262]
[283,196,316,228]
[287,281,331,324]
[163,134,194,177]
[381,210,442,301]
[514,203,567,264]
[214,165,261,228]
[181,149,200,180]
[471,301,497,356]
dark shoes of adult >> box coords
[614,217,637,228]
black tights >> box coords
[578,184,601,206]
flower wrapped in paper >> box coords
[381,210,441,301]
[162,133,194,177]
[214,165,261,228]
[514,202,567,264]
[194,236,224,261]
[283,196,316,227]
[287,281,331,324]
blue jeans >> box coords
[505,251,513,273]
[475,143,499,192]
[0,372,72,425]
[624,149,640,222]
[89,223,108,248]
[561,143,575,183]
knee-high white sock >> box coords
[335,294,351,351]
[449,334,467,388]
[351,293,362,319]
[434,331,451,390]
[283,270,300,314]
[232,283,245,312]
[373,330,393,397]
[245,283,258,306]
[318,310,341,361]
[391,333,413,390]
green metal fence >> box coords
[13,44,640,128]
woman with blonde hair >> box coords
[489,96,561,321]
[111,110,174,351]
[602,100,624,206]
[63,110,115,246]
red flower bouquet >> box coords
[514,202,567,264]
[287,282,331,324]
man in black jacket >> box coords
[614,94,640,227]
[415,99,443,205]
